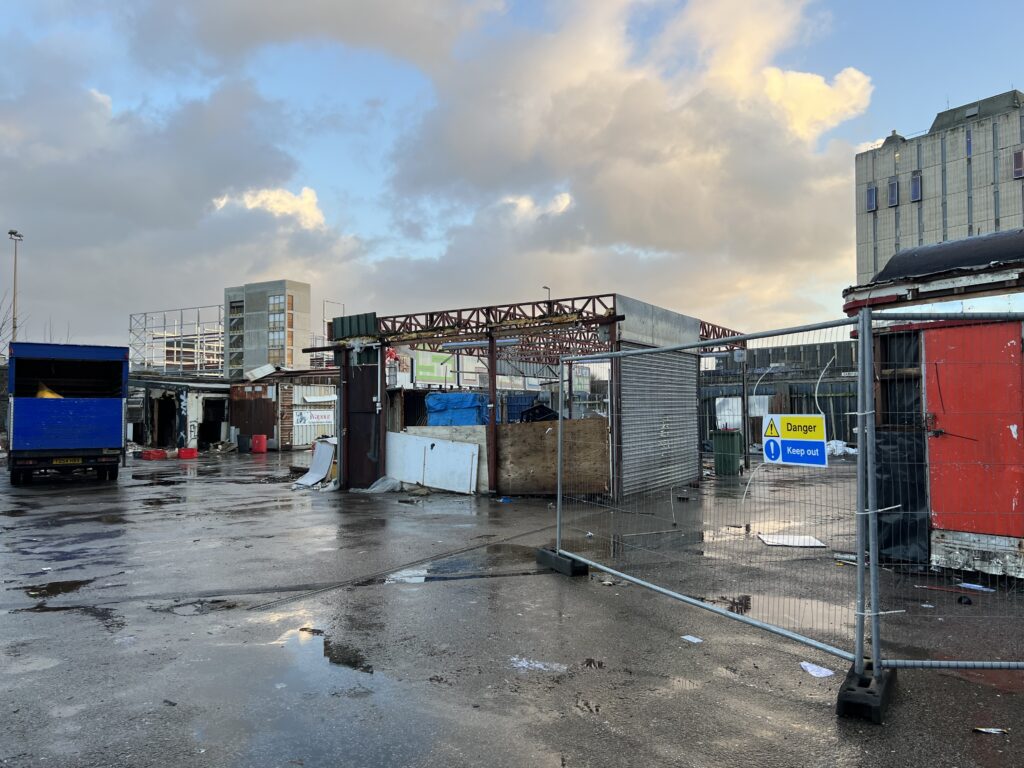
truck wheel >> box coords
[10,470,22,486]
[107,467,119,482]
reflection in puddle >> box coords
[324,639,373,673]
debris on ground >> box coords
[957,595,973,605]
[406,485,432,496]
[758,534,826,548]
[298,627,325,636]
[351,476,402,494]
[583,658,605,669]
[826,440,857,457]
[681,635,703,644]
[915,584,980,595]
[957,582,996,593]
[509,656,567,673]
[799,661,834,678]
[210,441,238,453]
[973,727,1009,735]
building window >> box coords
[966,128,972,158]
[887,176,898,207]
[910,171,922,202]
[268,349,284,365]
[1014,149,1024,180]
[269,330,285,348]
[269,311,285,330]
[866,185,877,212]
[269,294,285,312]
[287,294,294,311]
[287,330,294,347]
[229,300,244,316]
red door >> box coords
[925,322,1024,536]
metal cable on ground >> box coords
[247,521,558,611]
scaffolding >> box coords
[129,305,225,376]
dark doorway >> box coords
[153,395,177,448]
[198,398,227,449]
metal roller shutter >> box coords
[618,343,700,497]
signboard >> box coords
[762,414,827,467]
[294,410,334,426]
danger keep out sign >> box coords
[762,414,827,467]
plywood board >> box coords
[497,418,609,495]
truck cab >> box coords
[7,343,128,485]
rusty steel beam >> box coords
[377,294,616,337]
[699,320,746,350]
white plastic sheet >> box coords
[293,439,335,487]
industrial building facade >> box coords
[224,280,312,379]
[855,90,1024,284]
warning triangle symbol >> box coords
[764,418,780,438]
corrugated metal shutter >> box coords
[291,384,336,447]
[618,343,699,497]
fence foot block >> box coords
[836,662,897,724]
[536,548,588,576]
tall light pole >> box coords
[7,230,22,342]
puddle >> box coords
[20,579,95,599]
[2,509,29,517]
[153,598,239,616]
[13,603,125,631]
[323,638,373,673]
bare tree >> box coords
[0,291,12,360]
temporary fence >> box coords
[864,311,1024,672]
[552,308,1024,718]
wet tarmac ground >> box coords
[1,454,1022,767]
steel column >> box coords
[487,333,498,495]
[854,309,869,676]
[556,361,564,552]
[862,307,883,679]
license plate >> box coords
[52,458,82,465]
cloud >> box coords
[215,186,328,230]
[126,0,504,73]
[764,66,873,141]
[0,40,357,344]
[3,0,872,346]
[378,0,871,329]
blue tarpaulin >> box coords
[425,392,489,426]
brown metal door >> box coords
[347,364,380,488]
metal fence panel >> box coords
[560,321,862,660]
[866,313,1024,670]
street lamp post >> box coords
[7,230,22,342]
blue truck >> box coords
[7,342,128,485]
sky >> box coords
[1,0,1022,346]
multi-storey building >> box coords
[224,280,311,379]
[855,90,1024,284]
